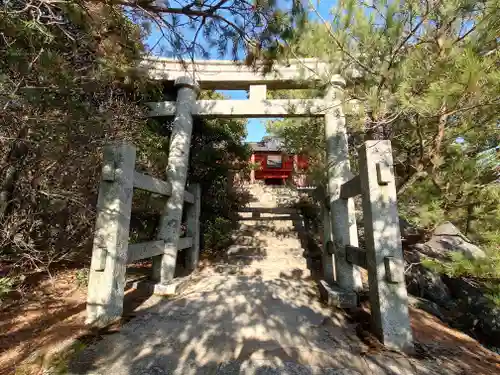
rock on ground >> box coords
[404,221,498,347]
[420,222,486,260]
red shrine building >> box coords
[247,137,309,186]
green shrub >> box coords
[204,217,235,252]
[0,277,15,301]
[75,269,89,288]
[422,252,500,307]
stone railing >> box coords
[86,142,201,326]
[321,140,413,352]
[87,76,200,326]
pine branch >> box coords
[92,0,254,46]
[441,100,500,118]
[306,0,380,77]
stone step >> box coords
[238,207,299,214]
[210,264,311,278]
[226,246,305,255]
[217,360,362,374]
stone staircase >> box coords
[211,184,311,280]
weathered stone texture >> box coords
[152,77,199,283]
[358,141,413,352]
[185,183,201,272]
[87,143,136,325]
[324,82,362,293]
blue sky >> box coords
[217,90,270,142]
[145,1,333,142]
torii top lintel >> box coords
[139,57,336,90]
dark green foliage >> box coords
[188,92,251,253]
[0,1,160,272]
[0,1,250,273]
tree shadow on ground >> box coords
[0,269,157,375]
[292,214,323,281]
[67,271,500,375]
[68,275,366,375]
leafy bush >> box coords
[203,217,236,253]
[422,251,500,307]
[75,269,89,288]
[0,1,164,273]
[0,277,15,301]
[422,252,500,280]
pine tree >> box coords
[270,0,500,280]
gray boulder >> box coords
[421,221,486,260]
[476,306,500,347]
[422,271,453,306]
[404,222,497,348]
[399,218,426,245]
[404,248,454,308]
[408,295,446,321]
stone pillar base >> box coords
[131,277,191,296]
[318,279,357,308]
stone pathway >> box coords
[68,185,465,375]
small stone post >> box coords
[87,143,136,325]
[324,77,363,292]
[321,201,335,283]
[292,154,299,185]
[359,140,413,352]
[185,183,201,272]
[250,153,256,184]
[152,77,199,283]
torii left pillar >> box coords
[324,76,362,293]
[152,76,199,283]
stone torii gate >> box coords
[141,57,361,291]
[141,58,362,291]
[87,57,413,353]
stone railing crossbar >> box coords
[133,171,171,196]
[127,237,194,263]
[344,245,367,269]
[238,207,299,214]
[339,175,361,199]
[133,171,195,203]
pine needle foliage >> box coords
[269,0,500,280]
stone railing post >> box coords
[359,140,413,351]
[185,183,201,272]
[250,153,256,184]
[87,143,136,325]
[152,76,199,283]
[321,201,335,283]
[324,77,362,292]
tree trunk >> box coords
[0,127,30,221]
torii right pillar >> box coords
[324,76,363,292]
